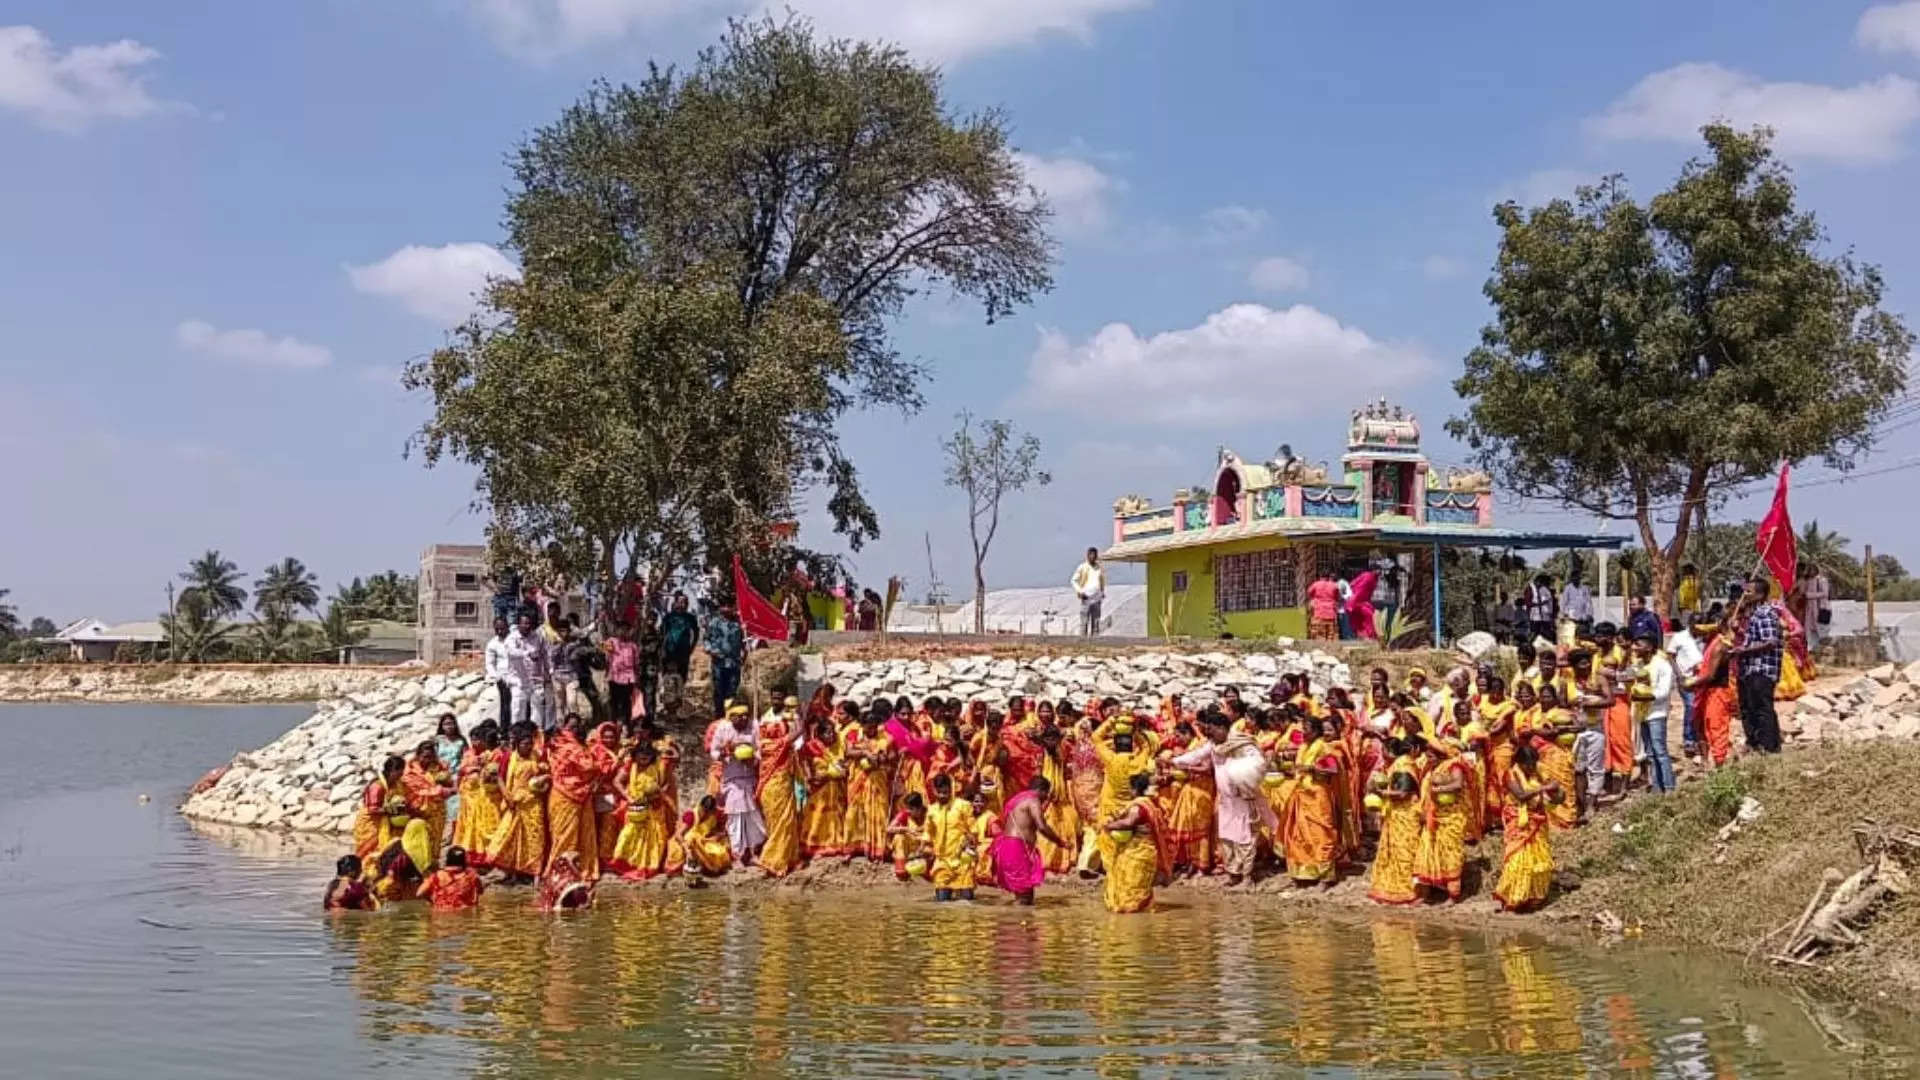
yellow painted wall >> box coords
[1144,537,1377,641]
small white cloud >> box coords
[465,0,1150,64]
[346,243,519,326]
[1015,151,1120,237]
[175,320,333,370]
[1200,204,1269,245]
[0,24,181,133]
[1020,302,1429,426]
[1491,168,1605,208]
[1421,255,1466,282]
[1860,2,1920,57]
[1246,255,1310,294]
[1587,61,1920,163]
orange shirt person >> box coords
[419,846,485,910]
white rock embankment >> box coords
[811,648,1354,711]
[181,669,497,833]
[1785,659,1920,744]
[0,663,406,703]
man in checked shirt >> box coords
[1732,575,1785,754]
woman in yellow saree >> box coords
[1367,740,1422,904]
[970,794,1000,887]
[668,794,733,876]
[1280,716,1345,885]
[607,743,673,880]
[401,741,455,849]
[1478,677,1518,835]
[1413,742,1472,901]
[452,726,505,868]
[755,700,804,877]
[1526,684,1580,831]
[1164,719,1218,875]
[800,714,850,859]
[842,710,895,862]
[485,725,550,883]
[1102,772,1172,913]
[1091,715,1159,872]
[1494,742,1560,912]
[353,755,408,861]
[1036,724,1081,874]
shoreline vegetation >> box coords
[0,663,407,704]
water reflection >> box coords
[324,886,1915,1078]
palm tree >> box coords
[364,571,419,622]
[1796,519,1861,593]
[160,590,234,662]
[244,610,312,662]
[180,550,247,620]
[316,601,369,663]
[0,588,19,640]
[254,556,320,617]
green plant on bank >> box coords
[1700,767,1754,824]
[1382,610,1428,649]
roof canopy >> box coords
[1104,522,1625,563]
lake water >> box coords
[1,703,1913,1078]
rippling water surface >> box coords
[1,703,1913,1078]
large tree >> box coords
[179,550,247,620]
[1450,125,1911,619]
[0,588,17,640]
[406,16,1053,596]
[941,412,1048,634]
[254,556,320,618]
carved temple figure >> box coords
[1112,494,1154,516]
[1444,466,1493,493]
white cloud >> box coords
[175,320,333,370]
[1860,2,1920,57]
[1421,255,1466,281]
[1200,204,1269,245]
[1491,168,1605,208]
[465,0,1149,64]
[346,243,519,326]
[0,24,179,132]
[1587,61,1920,163]
[1246,255,1310,294]
[1015,151,1120,237]
[1021,303,1429,425]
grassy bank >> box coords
[1556,743,1920,1008]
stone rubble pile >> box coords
[815,648,1354,710]
[181,670,496,834]
[1787,660,1920,744]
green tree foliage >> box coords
[26,616,55,637]
[1870,553,1908,585]
[329,572,419,623]
[1449,125,1911,619]
[180,550,247,621]
[405,16,1053,596]
[316,601,370,661]
[0,589,18,640]
[254,556,320,618]
[941,412,1049,634]
[161,590,233,662]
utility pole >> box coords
[165,581,176,663]
[924,532,948,633]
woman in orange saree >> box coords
[1280,717,1344,885]
[1412,742,1471,901]
[755,700,803,877]
[402,741,456,849]
[1494,743,1559,912]
[668,795,733,876]
[484,726,549,881]
[1687,621,1738,768]
[800,714,850,859]
[1367,742,1421,904]
[607,743,673,880]
[842,711,895,861]
[1164,718,1218,875]
[1478,677,1518,835]
[591,722,626,870]
[544,717,607,879]
[353,755,408,861]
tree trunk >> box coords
[973,564,986,635]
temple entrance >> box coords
[1371,460,1414,519]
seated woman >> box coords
[667,795,734,878]
[370,818,433,903]
[324,854,376,911]
[419,846,485,911]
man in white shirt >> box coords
[1071,547,1106,637]
[1560,572,1593,635]
[484,616,514,728]
[1524,573,1557,644]
[1667,618,1705,760]
[1632,634,1675,793]
[505,610,552,728]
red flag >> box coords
[1755,462,1797,597]
[731,555,790,642]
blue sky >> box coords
[6,0,1920,622]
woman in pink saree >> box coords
[1347,569,1380,641]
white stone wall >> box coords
[816,649,1355,710]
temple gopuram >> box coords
[1101,399,1623,643]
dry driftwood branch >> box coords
[1773,850,1912,965]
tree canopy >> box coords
[941,412,1049,634]
[1449,125,1911,616]
[406,16,1054,595]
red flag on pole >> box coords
[731,554,790,642]
[1755,462,1797,597]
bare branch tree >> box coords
[941,411,1049,634]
